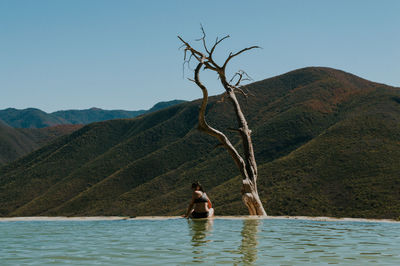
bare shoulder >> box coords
[193,191,202,197]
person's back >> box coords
[183,182,214,219]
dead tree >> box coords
[178,28,267,216]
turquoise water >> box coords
[1,218,399,265]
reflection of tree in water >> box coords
[239,219,260,265]
[188,219,213,263]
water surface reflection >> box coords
[188,219,214,263]
[188,218,261,265]
[239,219,260,265]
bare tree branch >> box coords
[178,35,219,71]
[179,43,186,50]
[210,35,230,55]
[193,63,248,178]
[230,70,253,87]
[209,35,230,65]
[217,92,228,103]
[229,72,241,85]
[223,46,260,70]
[239,85,255,97]
[197,24,210,54]
[234,87,248,97]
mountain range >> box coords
[0,100,185,165]
[0,100,186,128]
[0,67,399,219]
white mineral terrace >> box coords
[0,215,398,223]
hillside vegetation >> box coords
[0,100,185,165]
[0,121,81,165]
[0,67,399,219]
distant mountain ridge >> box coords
[0,108,67,128]
[0,100,185,165]
[0,100,186,128]
[0,67,399,219]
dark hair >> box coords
[191,181,204,192]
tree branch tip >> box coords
[200,24,206,33]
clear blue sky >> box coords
[1,0,399,112]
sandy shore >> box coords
[0,215,398,223]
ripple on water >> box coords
[1,219,400,265]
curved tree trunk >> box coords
[242,179,266,215]
[178,30,267,216]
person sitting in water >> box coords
[182,181,214,219]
